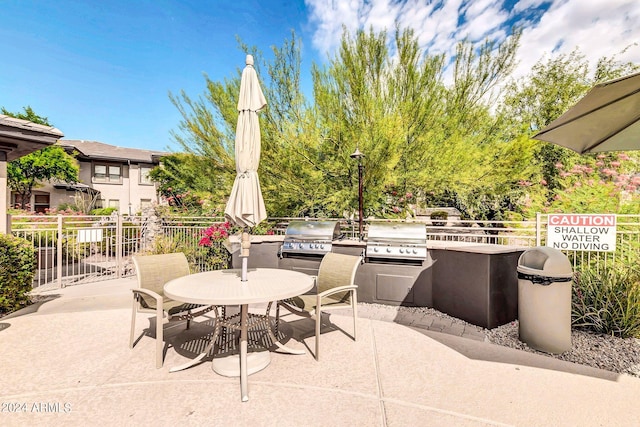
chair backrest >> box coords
[132,253,191,297]
[317,252,361,303]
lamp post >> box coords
[350,147,364,240]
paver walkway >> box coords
[1,278,639,426]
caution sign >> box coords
[547,214,616,252]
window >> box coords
[108,199,120,210]
[140,199,152,210]
[139,166,153,185]
[34,194,50,213]
[93,163,122,184]
[12,193,29,209]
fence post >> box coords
[116,214,123,278]
[535,212,542,246]
[57,214,63,288]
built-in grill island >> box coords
[230,218,523,328]
[357,222,433,306]
[278,220,343,276]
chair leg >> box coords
[130,299,137,349]
[315,308,322,361]
[352,290,358,341]
[275,303,280,336]
[156,308,164,369]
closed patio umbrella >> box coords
[224,54,267,281]
[533,72,640,153]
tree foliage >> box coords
[500,48,639,196]
[165,28,639,221]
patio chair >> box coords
[130,253,216,368]
[276,252,361,360]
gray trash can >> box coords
[517,247,573,354]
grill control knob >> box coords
[373,247,379,252]
[298,243,304,249]
[320,244,325,249]
[399,248,404,254]
[413,249,418,254]
[386,247,391,253]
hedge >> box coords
[0,234,36,314]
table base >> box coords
[212,351,271,377]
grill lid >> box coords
[280,220,341,256]
[284,220,341,241]
[367,222,426,243]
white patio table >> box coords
[164,268,314,402]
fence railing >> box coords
[9,213,640,289]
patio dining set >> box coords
[129,251,362,402]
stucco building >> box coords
[9,139,168,215]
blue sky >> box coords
[1,0,638,153]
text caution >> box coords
[547,214,616,252]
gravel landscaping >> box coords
[362,303,640,378]
[486,320,640,377]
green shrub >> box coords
[572,265,640,338]
[90,207,117,216]
[57,202,80,212]
[62,234,93,262]
[430,210,448,226]
[0,234,36,314]
[146,235,184,255]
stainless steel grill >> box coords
[366,222,427,261]
[280,220,342,256]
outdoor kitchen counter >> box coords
[430,243,526,329]
[228,234,285,244]
[229,235,524,329]
[331,239,366,252]
[427,240,527,253]
[230,235,284,269]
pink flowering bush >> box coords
[383,186,416,218]
[197,222,233,270]
[198,222,231,247]
[538,152,640,215]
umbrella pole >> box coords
[240,231,250,282]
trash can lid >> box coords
[517,246,572,277]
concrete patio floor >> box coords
[1,277,639,426]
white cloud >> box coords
[305,0,640,83]
[515,0,640,79]
[513,0,548,14]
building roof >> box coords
[0,114,64,160]
[58,140,170,163]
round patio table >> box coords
[164,268,314,402]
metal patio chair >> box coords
[130,252,216,368]
[276,252,361,360]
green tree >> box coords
[147,153,223,214]
[500,48,639,196]
[168,27,534,220]
[1,107,79,210]
[419,29,531,221]
[310,26,401,217]
[308,26,527,219]
[167,33,318,217]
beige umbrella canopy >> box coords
[533,72,640,153]
[224,55,267,280]
[224,54,267,227]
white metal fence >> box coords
[9,213,640,289]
